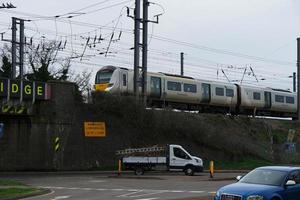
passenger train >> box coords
[94,66,297,119]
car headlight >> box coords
[196,159,203,165]
[215,191,220,197]
[247,195,264,200]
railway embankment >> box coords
[0,82,299,171]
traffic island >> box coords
[0,179,49,200]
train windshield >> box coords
[95,71,113,84]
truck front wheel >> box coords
[134,167,145,175]
[184,166,194,176]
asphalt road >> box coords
[1,172,240,200]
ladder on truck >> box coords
[116,146,165,155]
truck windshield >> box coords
[173,147,191,160]
[240,169,287,186]
[95,71,113,84]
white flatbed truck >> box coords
[116,144,203,176]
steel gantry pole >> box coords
[180,52,184,76]
[134,0,141,99]
[297,38,300,120]
[11,17,17,79]
[19,19,25,80]
[142,0,149,105]
[293,72,296,93]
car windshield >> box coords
[240,169,288,186]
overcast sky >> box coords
[1,0,300,90]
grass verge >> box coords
[204,159,272,170]
[0,179,44,200]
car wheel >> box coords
[184,166,194,176]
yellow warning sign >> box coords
[84,122,106,137]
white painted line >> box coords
[117,191,143,197]
[68,187,80,190]
[208,191,216,194]
[128,189,140,192]
[169,190,185,193]
[96,188,108,191]
[189,191,205,193]
[111,189,125,191]
[135,198,159,200]
[50,196,71,200]
[130,191,165,198]
[89,180,106,183]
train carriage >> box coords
[94,66,297,118]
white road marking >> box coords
[68,188,80,190]
[189,191,205,193]
[130,191,165,198]
[117,191,143,197]
[111,189,125,191]
[169,190,185,193]
[50,196,70,200]
[38,186,211,195]
[96,188,108,191]
[128,189,140,192]
[135,198,159,200]
[89,180,106,183]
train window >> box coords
[122,74,127,86]
[184,84,197,93]
[253,92,261,100]
[286,96,295,104]
[216,87,224,96]
[275,95,284,103]
[95,71,113,84]
[226,89,234,97]
[167,81,181,91]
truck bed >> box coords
[123,156,167,164]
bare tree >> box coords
[26,40,71,81]
[70,69,93,102]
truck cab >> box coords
[168,144,203,175]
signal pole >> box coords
[11,17,17,79]
[133,0,141,99]
[141,0,149,105]
[180,52,184,76]
[293,72,296,93]
[297,38,300,120]
[2,17,26,79]
[19,19,24,80]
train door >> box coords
[121,71,128,93]
[264,91,272,109]
[150,76,161,99]
[201,83,211,103]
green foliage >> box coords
[0,180,24,186]
[0,188,39,199]
[0,55,12,78]
[0,180,40,199]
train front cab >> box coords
[95,66,117,92]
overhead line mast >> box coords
[297,38,300,120]
[129,0,160,103]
